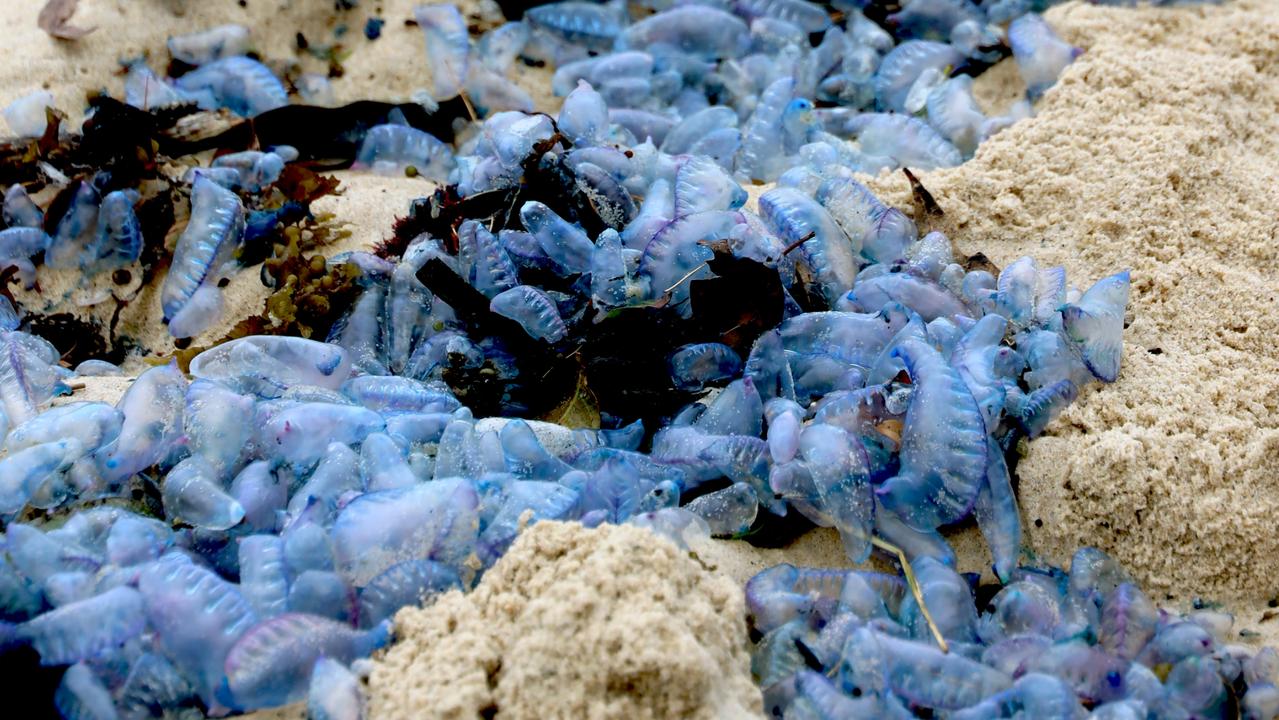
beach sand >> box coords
[6,0,1279,716]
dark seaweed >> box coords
[23,312,126,367]
[381,126,600,260]
[135,184,178,287]
[40,179,84,236]
[241,99,471,164]
[952,41,1014,78]
[416,256,576,416]
[53,97,474,167]
[0,267,19,307]
[74,97,160,185]
[0,644,61,720]
[383,186,510,258]
[415,238,789,428]
[690,241,786,356]
[493,0,533,20]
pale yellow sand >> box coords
[7,0,1279,716]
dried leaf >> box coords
[36,108,65,156]
[691,245,785,355]
[542,369,601,430]
[275,165,342,203]
[38,0,96,40]
[903,167,944,224]
[876,419,904,446]
[962,251,1001,276]
[162,109,244,147]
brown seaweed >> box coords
[241,232,363,339]
[272,165,342,204]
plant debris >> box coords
[23,312,126,367]
[540,367,602,430]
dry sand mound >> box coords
[367,521,762,720]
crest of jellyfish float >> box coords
[1,1,1273,719]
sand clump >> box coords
[865,0,1279,602]
[366,521,762,720]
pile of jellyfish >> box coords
[0,333,705,718]
[0,1,1242,718]
[747,551,1279,719]
[399,0,1083,186]
[3,0,1091,340]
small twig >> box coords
[782,231,816,256]
[541,345,583,381]
[458,90,478,123]
[870,535,950,653]
[501,186,521,229]
[663,262,709,295]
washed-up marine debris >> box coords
[0,1,1245,718]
